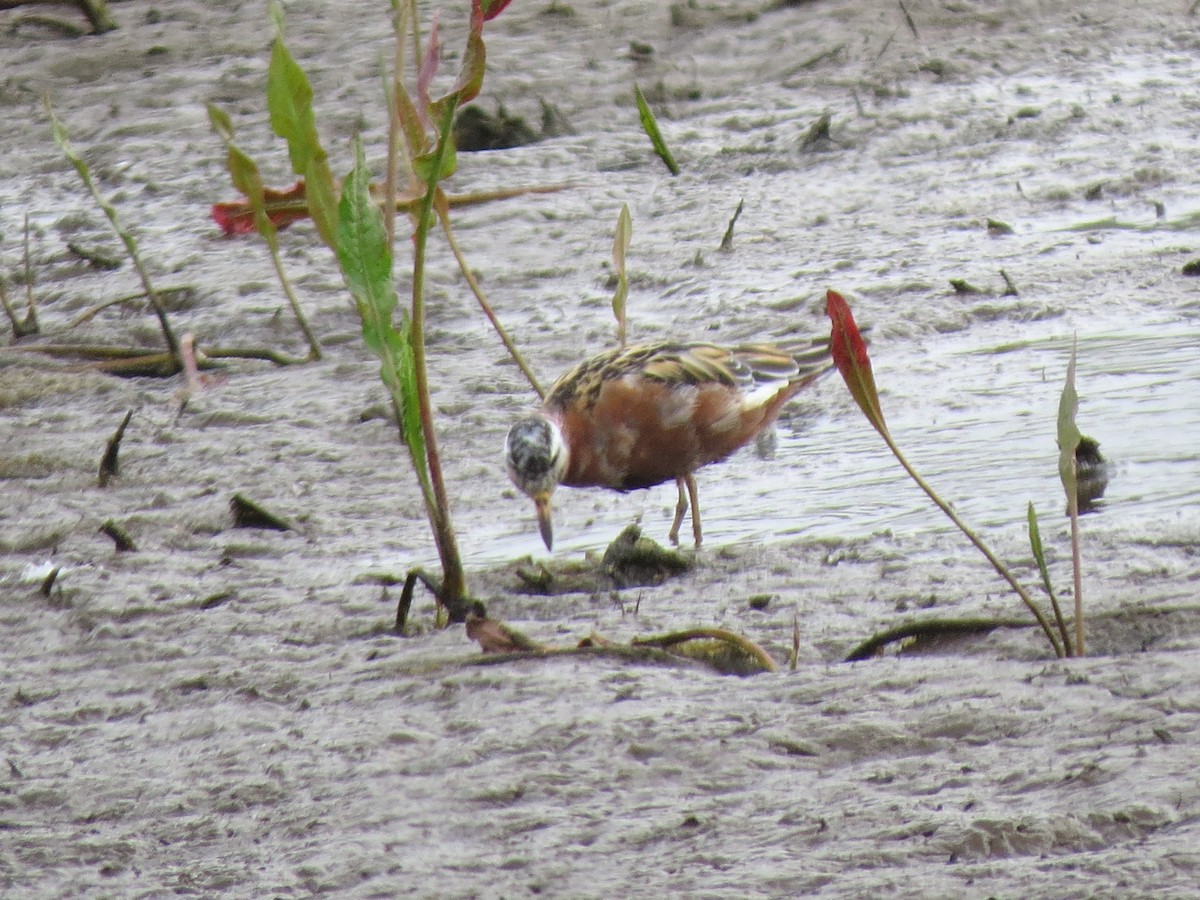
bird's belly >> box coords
[556,378,772,491]
[563,418,735,491]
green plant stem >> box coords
[435,202,544,400]
[22,214,39,332]
[1067,471,1084,657]
[879,427,1065,658]
[49,102,182,369]
[1028,502,1073,656]
[411,97,467,615]
[265,236,321,360]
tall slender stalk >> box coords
[410,98,467,613]
[880,429,1064,657]
[1068,484,1083,655]
[49,101,181,369]
[827,289,1065,658]
[435,201,544,399]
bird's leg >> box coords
[685,473,702,546]
[669,476,688,545]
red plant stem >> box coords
[410,98,466,612]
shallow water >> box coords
[2,1,1200,897]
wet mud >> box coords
[2,0,1200,896]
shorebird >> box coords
[505,337,832,550]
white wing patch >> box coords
[740,380,788,416]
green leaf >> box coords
[337,141,394,337]
[267,37,319,177]
[1027,502,1056,601]
[634,83,680,176]
[206,102,235,143]
[304,150,339,251]
[337,139,426,471]
[267,0,285,35]
[391,72,429,159]
[48,102,141,276]
[611,203,632,346]
[413,139,457,184]
[265,11,339,249]
[207,103,276,244]
[1057,336,1081,501]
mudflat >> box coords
[2,1,1199,896]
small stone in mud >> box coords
[799,110,833,151]
[1075,434,1110,513]
[1181,259,1200,276]
[918,58,952,77]
[986,218,1014,236]
[601,524,692,588]
[454,104,539,152]
[628,40,655,61]
[949,278,983,295]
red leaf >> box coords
[212,180,312,237]
[826,288,888,436]
[481,0,513,21]
[417,12,441,124]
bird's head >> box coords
[505,415,568,550]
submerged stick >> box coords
[844,617,1033,662]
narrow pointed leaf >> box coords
[1028,500,1072,654]
[337,140,426,472]
[207,103,235,143]
[207,103,277,244]
[303,151,340,250]
[267,37,319,177]
[1057,337,1081,498]
[611,203,632,346]
[634,83,680,176]
[444,0,486,107]
[267,0,285,35]
[1027,502,1055,602]
[392,72,430,159]
[417,12,441,120]
[826,289,887,436]
[266,13,339,249]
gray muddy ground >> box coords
[2,0,1200,897]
